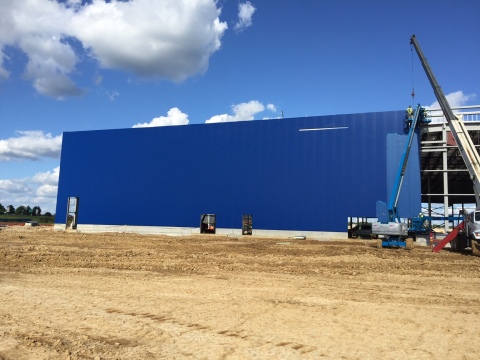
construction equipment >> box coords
[464,210,480,255]
[372,104,430,248]
[410,34,480,255]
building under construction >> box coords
[420,106,480,225]
[53,105,480,238]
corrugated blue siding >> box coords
[387,132,422,220]
[55,110,421,232]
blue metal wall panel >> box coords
[386,132,422,219]
[55,110,420,232]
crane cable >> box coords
[410,43,415,103]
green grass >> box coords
[0,214,55,224]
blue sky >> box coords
[1,0,479,213]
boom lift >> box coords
[410,34,480,255]
[372,104,429,249]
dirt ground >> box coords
[1,226,479,360]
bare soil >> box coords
[1,226,480,359]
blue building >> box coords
[54,110,421,238]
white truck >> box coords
[467,211,480,241]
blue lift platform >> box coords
[372,104,430,249]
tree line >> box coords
[0,203,53,217]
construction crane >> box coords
[410,35,480,204]
[409,35,480,255]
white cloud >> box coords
[426,90,477,122]
[0,0,81,98]
[132,107,190,128]
[266,103,277,112]
[66,0,82,7]
[0,53,9,80]
[106,90,120,101]
[205,100,265,123]
[0,0,228,98]
[33,166,59,199]
[134,100,277,127]
[32,166,60,186]
[0,167,59,213]
[234,1,256,32]
[427,90,476,109]
[36,184,58,198]
[71,0,228,81]
[0,179,31,194]
[20,34,84,99]
[0,131,62,161]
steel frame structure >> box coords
[420,105,480,231]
